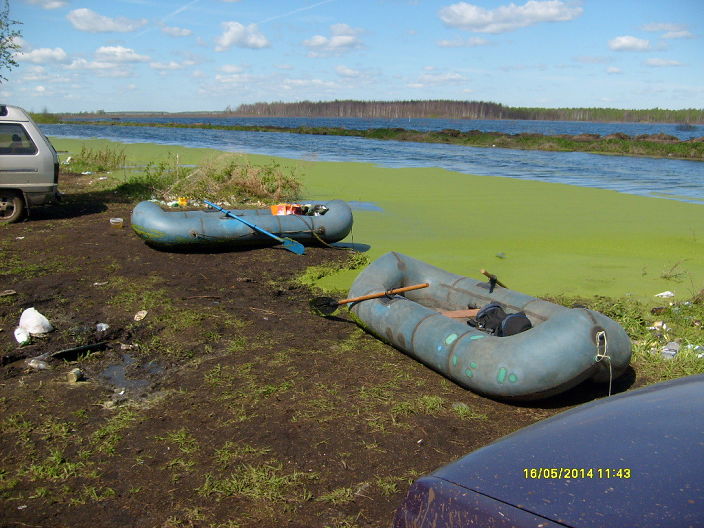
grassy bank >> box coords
[60,121,704,161]
[49,138,704,302]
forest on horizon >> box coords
[226,100,703,124]
[60,99,704,124]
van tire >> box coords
[0,191,25,223]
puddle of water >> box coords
[100,353,163,391]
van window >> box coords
[0,124,38,155]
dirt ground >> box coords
[0,172,638,528]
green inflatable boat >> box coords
[348,252,632,400]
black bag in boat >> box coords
[470,302,532,337]
[498,312,533,337]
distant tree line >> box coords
[232,100,703,124]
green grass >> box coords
[157,428,200,454]
[316,486,355,504]
[296,251,369,288]
[65,145,127,173]
[451,402,488,421]
[215,441,271,466]
[26,450,85,481]
[197,463,314,502]
[90,408,139,455]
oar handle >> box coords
[203,199,305,255]
[480,269,507,288]
[337,283,429,306]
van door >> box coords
[1,122,44,184]
[0,119,59,208]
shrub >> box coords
[66,145,126,173]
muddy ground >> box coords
[0,173,638,528]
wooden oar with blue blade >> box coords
[203,200,306,255]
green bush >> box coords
[65,145,126,173]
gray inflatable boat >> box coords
[131,199,353,249]
[349,252,632,400]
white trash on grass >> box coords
[14,307,54,345]
[654,291,675,298]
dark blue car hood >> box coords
[431,374,704,527]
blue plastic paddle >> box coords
[203,200,305,255]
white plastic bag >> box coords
[654,291,675,298]
[18,307,53,335]
[14,327,31,345]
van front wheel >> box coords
[0,191,25,223]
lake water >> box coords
[42,117,704,205]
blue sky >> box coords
[3,0,702,113]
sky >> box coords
[2,0,702,113]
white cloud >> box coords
[95,46,149,63]
[150,61,189,71]
[335,65,360,77]
[281,78,337,90]
[663,30,694,39]
[409,71,466,88]
[438,37,489,47]
[21,65,47,81]
[642,23,683,32]
[220,64,245,73]
[303,24,363,57]
[11,36,28,50]
[162,25,193,37]
[215,73,256,84]
[574,56,607,64]
[67,8,148,33]
[608,35,650,51]
[215,22,270,51]
[641,23,693,39]
[645,58,682,67]
[607,66,622,74]
[67,58,132,77]
[25,0,67,9]
[67,59,113,71]
[420,72,466,83]
[17,47,68,64]
[439,0,582,34]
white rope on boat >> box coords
[594,330,613,396]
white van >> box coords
[0,104,60,223]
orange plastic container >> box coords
[270,203,302,215]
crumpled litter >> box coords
[26,358,50,370]
[15,307,53,345]
[647,321,669,332]
[19,307,53,335]
[14,327,31,346]
[660,341,680,359]
[654,291,675,298]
